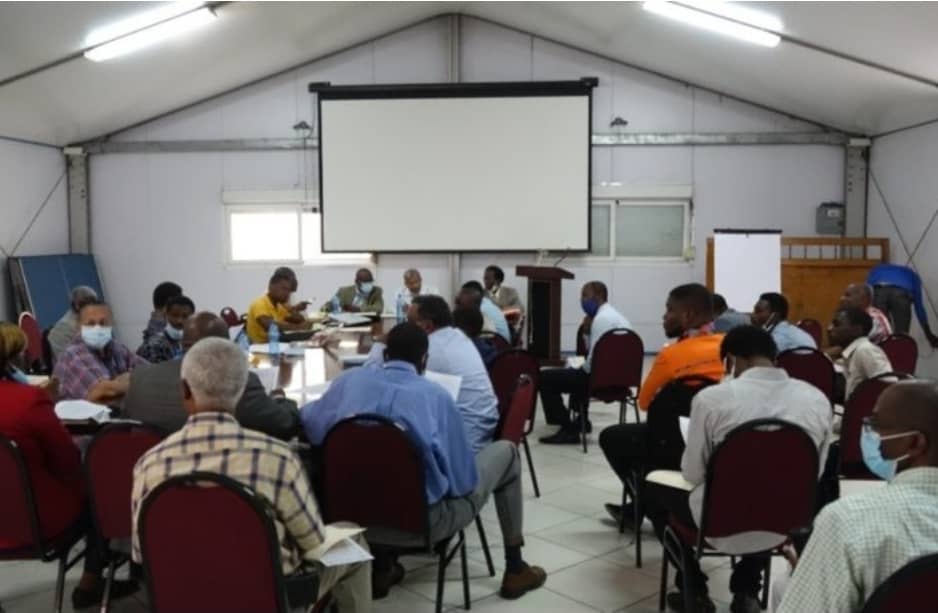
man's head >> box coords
[181,311,229,352]
[868,381,938,472]
[456,283,484,310]
[403,269,422,294]
[69,286,98,314]
[712,293,728,317]
[580,281,609,317]
[483,266,505,291]
[720,325,778,378]
[152,282,183,311]
[453,306,485,339]
[180,337,249,416]
[355,268,374,294]
[751,292,789,328]
[267,271,294,305]
[164,295,196,334]
[828,307,872,348]
[408,295,452,335]
[840,283,873,310]
[274,266,298,292]
[0,322,27,373]
[78,300,113,350]
[662,283,714,338]
[383,322,430,373]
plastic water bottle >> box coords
[237,328,250,352]
[330,295,341,313]
[268,322,280,357]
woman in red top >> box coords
[0,323,138,609]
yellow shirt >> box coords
[246,294,291,343]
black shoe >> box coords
[372,561,405,600]
[666,590,716,613]
[539,428,581,445]
[604,502,637,526]
[730,593,762,613]
[72,580,139,610]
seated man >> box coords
[484,265,524,313]
[750,292,817,352]
[48,285,98,360]
[393,268,438,323]
[143,281,183,343]
[453,305,497,366]
[539,281,630,444]
[828,307,894,398]
[132,337,369,612]
[274,265,312,316]
[302,323,546,600]
[135,295,194,363]
[54,300,146,402]
[366,295,499,453]
[601,283,724,520]
[246,270,310,343]
[711,293,749,333]
[644,325,832,613]
[123,312,299,439]
[777,381,938,612]
[458,281,511,342]
[840,282,893,343]
[325,268,384,314]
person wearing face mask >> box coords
[538,281,631,445]
[53,299,146,402]
[135,295,195,363]
[393,268,438,323]
[48,285,99,360]
[302,323,547,602]
[324,268,384,314]
[776,381,938,613]
[642,325,832,613]
[750,292,816,353]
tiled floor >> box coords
[0,390,879,613]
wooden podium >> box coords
[516,266,574,365]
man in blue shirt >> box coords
[868,263,938,347]
[750,292,817,353]
[453,305,498,366]
[301,323,546,601]
[459,281,512,343]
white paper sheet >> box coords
[318,538,374,567]
[679,416,690,444]
[308,525,371,567]
[645,469,694,491]
[26,375,50,386]
[249,343,307,357]
[250,367,279,394]
[565,356,586,369]
[424,370,462,401]
[55,400,111,422]
[328,313,373,327]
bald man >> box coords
[778,381,938,612]
[324,268,384,314]
[122,312,299,438]
[393,269,439,323]
[840,283,892,343]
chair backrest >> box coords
[85,423,164,540]
[589,328,644,402]
[860,553,938,613]
[40,327,54,370]
[646,375,719,469]
[489,349,540,417]
[700,419,818,546]
[575,321,589,356]
[0,434,43,557]
[18,312,44,372]
[499,375,534,444]
[796,318,823,347]
[321,415,429,545]
[776,347,836,402]
[878,334,918,375]
[839,372,910,479]
[139,472,292,613]
[220,307,241,327]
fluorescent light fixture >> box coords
[84,1,216,62]
[643,1,781,48]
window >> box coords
[588,199,690,260]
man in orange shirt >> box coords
[600,283,724,525]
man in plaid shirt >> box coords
[131,337,370,612]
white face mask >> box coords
[81,325,113,350]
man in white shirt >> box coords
[778,381,938,613]
[840,282,893,344]
[392,269,438,323]
[539,281,631,445]
[644,325,832,613]
[829,307,895,398]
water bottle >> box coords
[268,322,280,357]
[331,295,341,314]
[237,328,250,352]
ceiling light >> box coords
[84,1,216,62]
[643,1,781,48]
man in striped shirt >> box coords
[131,337,370,612]
[840,283,893,344]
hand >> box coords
[343,304,362,313]
[293,301,311,312]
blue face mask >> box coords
[861,426,917,481]
[81,325,113,350]
[164,324,183,341]
[358,282,374,295]
[581,298,600,317]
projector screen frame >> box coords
[311,78,597,254]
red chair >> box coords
[480,331,512,354]
[777,346,836,403]
[660,419,819,611]
[84,422,164,611]
[220,307,241,327]
[322,415,472,613]
[0,434,84,613]
[860,553,938,613]
[139,472,320,613]
[489,350,541,497]
[879,334,918,375]
[18,311,45,373]
[796,318,823,347]
[839,372,911,479]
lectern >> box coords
[516,266,574,365]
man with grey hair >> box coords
[48,285,98,359]
[840,282,893,344]
[393,268,438,323]
[132,337,371,612]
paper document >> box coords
[26,375,50,386]
[55,400,111,423]
[339,354,369,367]
[565,356,586,369]
[679,416,690,444]
[309,525,372,567]
[250,367,279,394]
[249,343,307,357]
[646,469,694,491]
[328,313,373,327]
[424,370,462,401]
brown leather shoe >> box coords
[499,563,547,599]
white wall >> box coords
[90,17,845,350]
[0,139,69,322]
[868,123,938,378]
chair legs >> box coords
[100,557,117,613]
[434,531,470,613]
[475,517,495,577]
[521,437,540,498]
[761,557,771,610]
[54,555,67,613]
[658,547,669,611]
[580,406,588,454]
[460,532,471,610]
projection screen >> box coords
[315,80,594,253]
